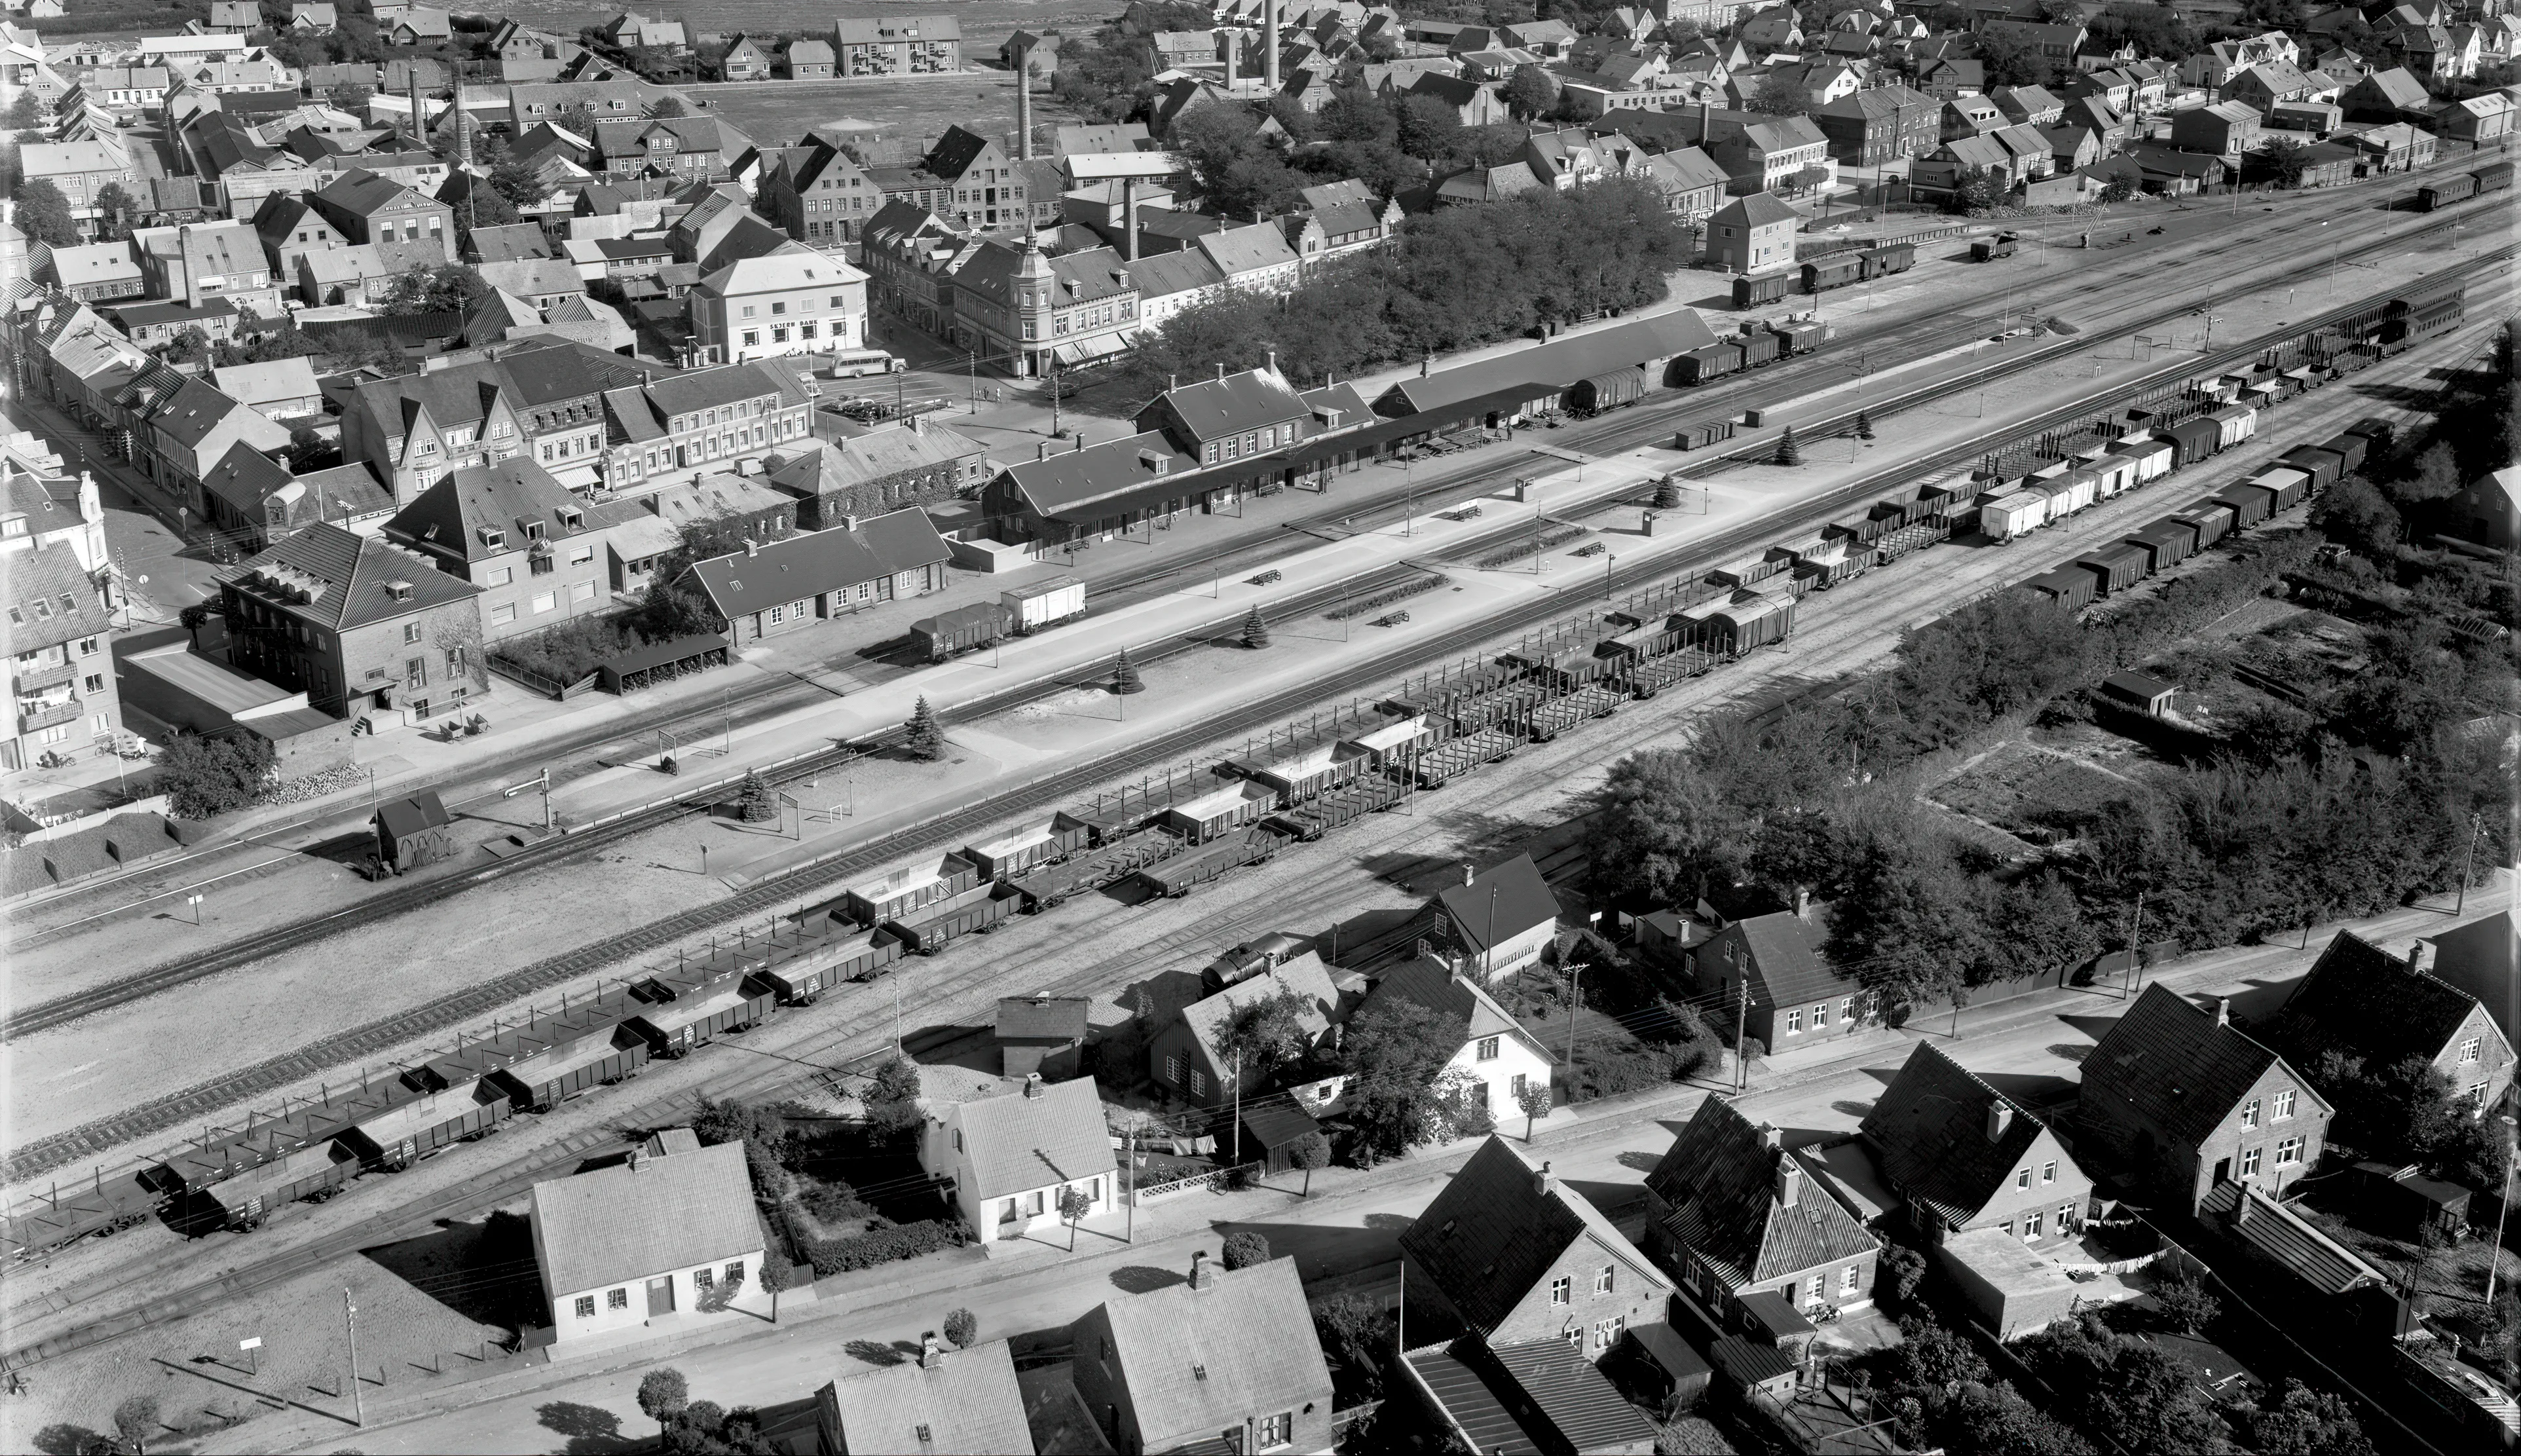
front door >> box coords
[646,1276,675,1316]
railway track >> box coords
[12,248,2505,1189]
[4,324,2490,1377]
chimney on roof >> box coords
[1461,861,1475,886]
[1191,1249,1216,1288]
[2214,997,2231,1026]
[1792,886,1809,920]
[1216,361,1227,381]
[1421,352,1432,378]
[1037,441,1050,461]
[2406,941,2432,975]
[1760,1122,1783,1151]
[743,538,758,557]
[1075,434,1087,452]
[1533,1159,1554,1196]
[1024,1072,1043,1098]
[2233,1187,2252,1222]
[920,1332,944,1368]
[1987,1102,2013,1142]
[1775,1151,1801,1208]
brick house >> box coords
[531,1140,764,1345]
[1148,953,1342,1109]
[1068,1254,1335,1456]
[761,417,989,530]
[308,168,454,272]
[5,538,122,772]
[1404,1136,1673,1360]
[140,376,293,520]
[831,14,963,76]
[33,242,145,303]
[780,39,835,79]
[2269,930,2516,1115]
[2170,98,2265,155]
[1644,1096,1881,1322]
[717,33,772,81]
[816,1340,1033,1455]
[1683,898,1871,1054]
[219,522,488,720]
[589,116,738,184]
[381,458,627,641]
[2080,983,2334,1210]
[595,360,817,495]
[1808,84,1941,166]
[1702,192,1798,274]
[1860,1041,2097,1247]
[341,339,651,502]
[674,507,952,648]
[1354,959,1554,1127]
[756,140,881,244]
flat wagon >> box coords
[3,1173,160,1260]
[1263,776,1404,840]
[1132,827,1286,897]
[1405,727,1520,787]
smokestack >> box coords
[1226,34,1239,87]
[454,63,470,168]
[1014,36,1034,161]
[1265,0,1280,92]
[409,65,424,144]
[1124,176,1139,262]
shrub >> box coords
[1775,426,1802,466]
[489,615,629,686]
[943,1308,978,1348]
[1222,1230,1271,1269]
[801,1218,969,1275]
[159,732,275,819]
[1324,573,1447,620]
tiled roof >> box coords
[1434,853,1559,952]
[39,241,141,287]
[1177,953,1339,1071]
[478,258,584,299]
[1406,1344,1544,1455]
[1,544,102,658]
[222,522,483,631]
[1142,368,1307,443]
[1646,1096,1877,1287]
[529,1140,762,1297]
[1401,1137,1665,1335]
[1726,905,1856,1008]
[2269,929,2488,1075]
[1361,958,1543,1062]
[1859,1041,2057,1231]
[313,166,418,218]
[1093,1258,1334,1444]
[385,457,597,565]
[682,508,948,619]
[1124,248,1225,301]
[197,439,295,516]
[825,1341,1035,1455]
[2084,984,2310,1146]
[950,1074,1113,1202]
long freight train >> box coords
[0,281,2468,1265]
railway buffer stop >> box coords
[373,789,457,874]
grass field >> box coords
[1929,739,2146,846]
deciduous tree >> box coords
[13,178,77,247]
[1221,1229,1270,1269]
[638,1368,691,1447]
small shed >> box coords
[995,995,1091,1079]
[373,790,456,872]
[1239,1100,1326,1174]
[1709,1335,1798,1400]
[1624,1323,1713,1411]
[2101,671,2177,715]
[1937,1226,2084,1339]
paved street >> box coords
[214,878,2502,1455]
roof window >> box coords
[384,581,413,601]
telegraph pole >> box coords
[343,1289,365,1427]
[2456,813,2483,914]
[1563,961,1582,1072]
[1734,980,1747,1093]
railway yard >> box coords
[1,136,2512,1443]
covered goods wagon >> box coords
[2125,520,2194,572]
[2075,542,2151,596]
[1567,367,1650,413]
[2278,447,2340,493]
[1979,491,2047,540]
[1802,255,1864,293]
[1002,576,1087,633]
[1733,271,1795,307]
[2025,568,2097,610]
[2158,417,2221,468]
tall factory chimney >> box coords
[1264,0,1280,92]
[1013,35,1035,160]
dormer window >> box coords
[558,508,583,531]
[523,521,546,541]
[481,527,506,549]
[384,581,413,601]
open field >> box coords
[691,70,1086,151]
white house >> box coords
[1431,852,1562,981]
[1356,957,1555,1121]
[689,246,868,365]
[528,1136,764,1344]
[921,1073,1117,1242]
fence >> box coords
[485,658,599,702]
[1134,1161,1261,1204]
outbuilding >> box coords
[373,790,456,872]
[2101,671,2178,715]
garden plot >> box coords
[1928,739,2150,846]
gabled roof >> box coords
[477,257,584,299]
[222,521,483,630]
[1362,958,1549,1064]
[1125,247,1227,301]
[1,543,102,657]
[1859,1041,2063,1231]
[1091,1258,1334,1443]
[1401,1136,1666,1336]
[1434,853,1559,952]
[2198,1182,2383,1294]
[1176,953,1340,1070]
[681,508,948,618]
[823,1341,1036,1456]
[2085,983,2325,1146]
[997,996,1091,1043]
[2351,65,2430,108]
[1645,1096,1878,1287]
[384,457,597,565]
[313,166,421,218]
[947,1075,1114,1201]
[1141,367,1307,443]
[467,222,553,263]
[529,1140,760,1296]
[39,241,142,287]
[2269,929,2498,1075]
[196,438,296,516]
[1709,191,1799,227]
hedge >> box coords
[800,1218,968,1276]
[1324,573,1448,621]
